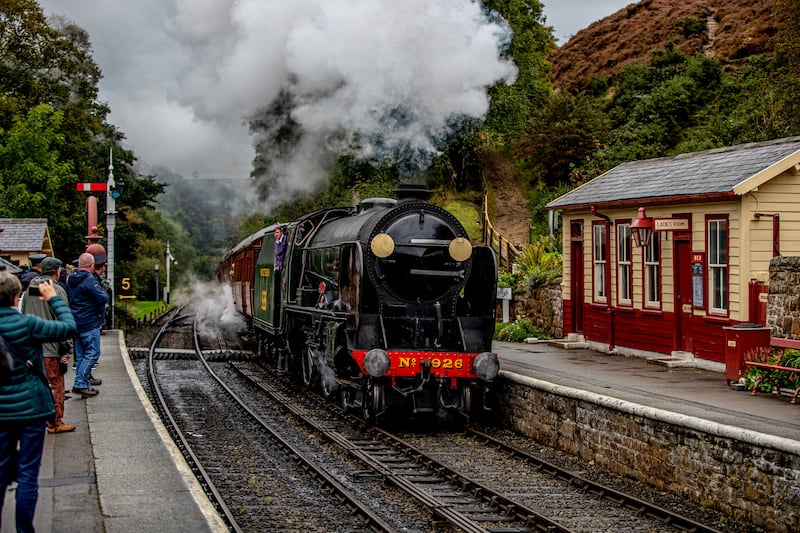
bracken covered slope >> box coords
[548,0,778,93]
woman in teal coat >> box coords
[0,271,76,533]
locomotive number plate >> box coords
[398,356,464,370]
[352,350,477,378]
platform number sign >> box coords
[118,277,137,300]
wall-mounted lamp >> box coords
[630,207,654,247]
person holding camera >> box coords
[21,257,75,434]
[0,270,77,533]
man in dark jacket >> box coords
[19,254,46,292]
[22,257,75,433]
[0,270,76,533]
[67,253,108,398]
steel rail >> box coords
[235,364,568,532]
[145,306,244,533]
[465,428,722,533]
[195,322,395,533]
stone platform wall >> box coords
[497,374,800,532]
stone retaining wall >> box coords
[497,280,563,338]
[767,256,800,337]
[497,373,800,532]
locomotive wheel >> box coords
[302,347,318,387]
[361,381,383,424]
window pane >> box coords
[708,218,727,311]
[617,225,630,262]
[621,265,631,300]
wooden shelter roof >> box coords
[546,137,800,211]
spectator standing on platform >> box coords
[18,254,46,292]
[274,226,287,272]
[0,270,76,533]
[67,253,107,398]
[21,257,75,434]
[92,255,112,330]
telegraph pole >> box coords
[106,148,116,327]
[165,241,173,304]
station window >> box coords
[708,217,728,314]
[644,236,660,308]
[593,223,607,302]
[616,223,632,306]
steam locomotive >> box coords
[216,185,499,423]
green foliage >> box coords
[442,200,482,242]
[744,348,800,393]
[516,92,610,188]
[514,234,562,291]
[0,104,73,217]
[497,271,522,289]
[482,0,552,135]
[678,17,706,37]
[494,317,547,342]
[0,2,165,268]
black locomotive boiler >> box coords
[217,185,499,423]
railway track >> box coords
[140,305,403,531]
[234,363,722,533]
[132,307,725,532]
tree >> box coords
[0,104,74,222]
[1,2,166,268]
[775,0,800,135]
[516,92,609,188]
[482,0,553,134]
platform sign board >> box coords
[654,218,690,232]
[691,252,705,309]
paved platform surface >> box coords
[495,340,800,445]
[1,330,226,533]
[2,333,798,531]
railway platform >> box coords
[495,339,800,443]
[1,330,226,533]
[4,332,799,532]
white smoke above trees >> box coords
[40,0,517,206]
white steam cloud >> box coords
[180,279,247,339]
[40,0,516,206]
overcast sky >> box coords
[37,0,633,201]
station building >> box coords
[545,136,800,364]
[0,218,54,266]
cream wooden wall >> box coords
[560,201,745,319]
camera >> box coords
[28,285,41,297]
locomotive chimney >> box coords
[394,184,432,202]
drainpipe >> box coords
[754,213,780,257]
[591,206,615,351]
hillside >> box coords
[549,0,778,92]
